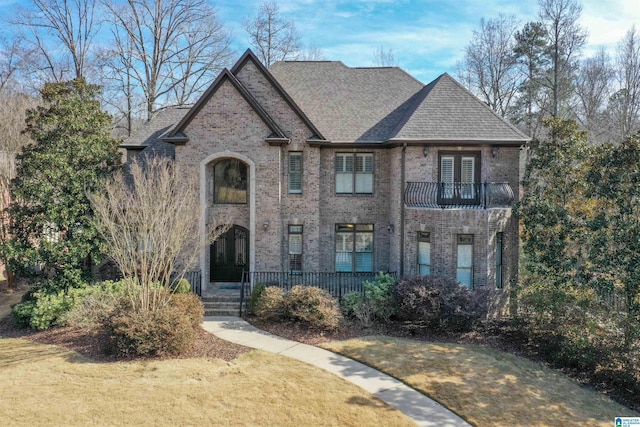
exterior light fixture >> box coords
[492,146,500,157]
[387,223,394,233]
[263,220,270,231]
[423,146,429,157]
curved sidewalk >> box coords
[202,317,470,427]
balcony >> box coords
[405,182,514,209]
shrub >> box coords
[109,301,195,358]
[340,291,362,319]
[63,280,130,330]
[169,293,204,329]
[12,284,89,330]
[393,275,486,332]
[254,286,286,321]
[172,278,191,294]
[249,283,266,315]
[285,285,341,330]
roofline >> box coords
[166,68,286,142]
[233,49,326,140]
[306,138,527,148]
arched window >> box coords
[213,159,247,204]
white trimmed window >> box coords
[336,153,373,194]
[288,225,303,273]
[288,152,302,194]
[335,224,374,272]
[417,232,431,275]
[438,152,480,204]
[457,234,473,288]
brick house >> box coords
[122,49,528,295]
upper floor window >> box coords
[336,153,373,194]
[288,152,302,194]
[335,224,374,272]
[213,159,247,204]
[439,152,480,204]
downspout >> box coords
[400,142,407,277]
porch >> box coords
[404,182,514,209]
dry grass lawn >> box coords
[322,336,639,427]
[0,338,414,427]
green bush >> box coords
[249,283,266,315]
[172,278,191,294]
[393,275,486,332]
[340,291,362,319]
[63,280,130,330]
[285,285,341,330]
[12,284,89,330]
[254,286,286,321]
[169,293,204,329]
[109,302,196,358]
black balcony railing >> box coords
[239,271,397,316]
[405,182,514,209]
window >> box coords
[496,232,503,289]
[417,232,431,275]
[439,152,480,204]
[288,225,303,273]
[335,224,374,272]
[288,152,302,194]
[213,159,247,204]
[457,234,473,288]
[336,153,373,194]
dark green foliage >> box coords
[361,273,396,324]
[393,275,486,332]
[2,79,120,281]
[12,283,89,330]
[172,278,191,294]
[285,286,341,331]
[249,283,266,315]
[339,291,362,319]
[169,293,204,330]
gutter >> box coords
[400,142,407,276]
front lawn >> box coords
[322,336,639,427]
[0,338,414,427]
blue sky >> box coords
[216,0,640,83]
[1,0,638,84]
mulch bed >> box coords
[0,316,250,362]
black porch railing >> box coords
[170,270,202,296]
[240,271,397,316]
[405,182,514,209]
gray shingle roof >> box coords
[270,62,529,144]
[390,73,528,142]
[121,106,191,158]
[269,61,424,142]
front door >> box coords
[210,225,248,282]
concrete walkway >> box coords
[202,317,470,427]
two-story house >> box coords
[122,49,528,296]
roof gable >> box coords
[231,49,325,140]
[390,73,529,143]
[166,68,286,143]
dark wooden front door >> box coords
[210,225,248,282]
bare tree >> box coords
[11,0,100,83]
[299,42,326,61]
[538,0,587,118]
[90,156,229,312]
[373,46,397,66]
[575,49,614,144]
[460,14,520,117]
[103,0,234,121]
[611,26,640,140]
[243,1,301,66]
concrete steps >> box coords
[201,283,243,316]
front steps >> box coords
[202,283,243,316]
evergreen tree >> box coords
[3,79,120,284]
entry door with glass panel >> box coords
[210,225,248,282]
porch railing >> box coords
[171,270,202,296]
[405,182,514,209]
[240,271,397,316]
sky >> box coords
[214,0,640,83]
[0,0,638,85]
